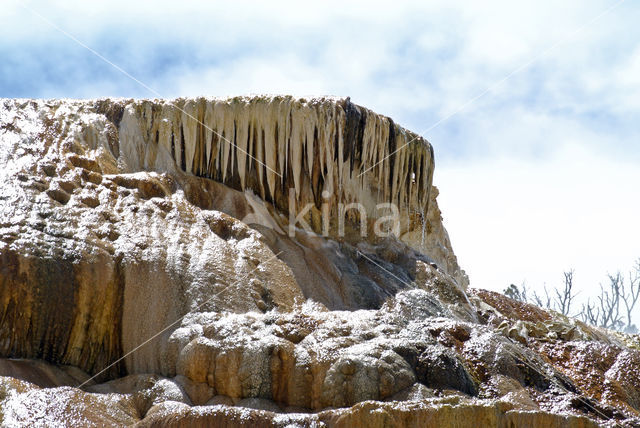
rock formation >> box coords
[0,97,638,427]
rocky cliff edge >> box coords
[0,97,638,427]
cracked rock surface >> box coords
[0,97,638,427]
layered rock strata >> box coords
[0,97,466,377]
[1,287,638,426]
[1,97,637,427]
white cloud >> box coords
[436,145,640,323]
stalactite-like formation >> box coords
[121,96,434,235]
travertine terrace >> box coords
[0,97,638,427]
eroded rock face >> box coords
[0,372,601,428]
[0,97,466,377]
[0,97,638,426]
[1,285,638,426]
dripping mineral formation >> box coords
[0,96,638,427]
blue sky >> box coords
[2,1,640,320]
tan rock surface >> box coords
[0,97,638,427]
[0,96,464,377]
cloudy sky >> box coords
[2,1,639,321]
